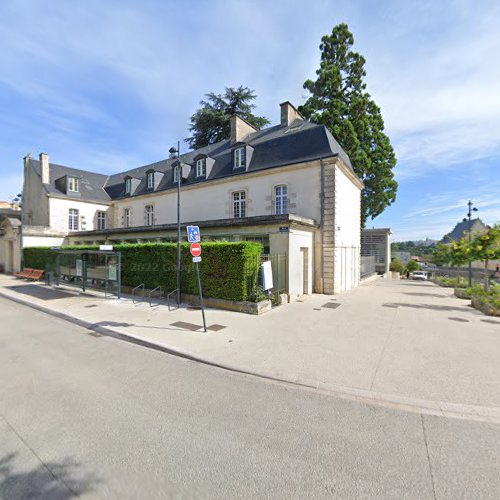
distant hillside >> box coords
[441,218,489,243]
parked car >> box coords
[410,271,428,281]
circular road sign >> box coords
[190,242,202,257]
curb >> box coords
[1,288,499,424]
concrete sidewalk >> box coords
[1,274,499,421]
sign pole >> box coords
[187,226,205,332]
[195,261,207,332]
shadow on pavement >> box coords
[6,285,74,301]
[400,282,439,288]
[89,320,195,332]
[0,452,100,499]
[403,292,448,298]
[383,302,475,313]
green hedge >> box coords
[23,242,262,302]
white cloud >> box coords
[364,1,500,180]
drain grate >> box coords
[481,319,500,325]
[448,317,469,323]
[207,324,226,332]
[170,321,202,331]
[382,304,399,308]
[322,302,340,309]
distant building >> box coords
[392,251,411,265]
[441,218,489,243]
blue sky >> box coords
[1,0,499,241]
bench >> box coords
[15,268,45,281]
[15,268,34,278]
[26,269,45,281]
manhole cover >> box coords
[313,308,322,311]
[448,317,469,323]
[322,302,340,309]
[84,304,98,308]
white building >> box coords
[20,102,364,298]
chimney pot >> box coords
[280,101,304,127]
[39,152,50,184]
[230,115,258,144]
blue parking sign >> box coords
[187,225,201,243]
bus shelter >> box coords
[55,249,121,298]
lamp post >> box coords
[467,200,478,287]
[169,142,181,306]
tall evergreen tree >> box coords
[299,23,398,226]
[186,86,269,149]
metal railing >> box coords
[426,266,497,287]
[360,255,376,279]
[132,283,145,304]
[167,288,179,311]
[148,286,162,307]
[258,254,288,304]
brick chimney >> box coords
[39,152,50,184]
[230,115,258,144]
[280,101,304,127]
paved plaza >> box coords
[0,275,499,419]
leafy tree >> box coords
[406,259,420,273]
[431,242,453,267]
[470,225,500,289]
[449,238,470,268]
[390,258,405,274]
[298,23,398,227]
[186,86,270,149]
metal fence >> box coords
[360,255,376,279]
[426,266,499,286]
[257,253,288,304]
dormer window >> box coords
[68,176,79,192]
[173,165,180,183]
[234,147,246,169]
[125,177,132,194]
[147,171,154,190]
[196,158,206,178]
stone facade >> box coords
[19,102,364,296]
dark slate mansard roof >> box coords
[29,120,357,202]
[29,160,111,203]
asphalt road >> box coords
[0,296,499,499]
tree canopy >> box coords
[185,86,270,150]
[298,23,398,227]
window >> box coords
[234,147,246,168]
[124,208,131,227]
[147,172,154,190]
[125,177,132,194]
[275,185,288,215]
[68,209,79,231]
[196,158,206,178]
[97,211,106,230]
[68,177,79,192]
[173,166,180,183]
[233,191,246,218]
[145,205,154,226]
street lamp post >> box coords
[169,142,181,306]
[467,200,478,287]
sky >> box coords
[0,0,499,241]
